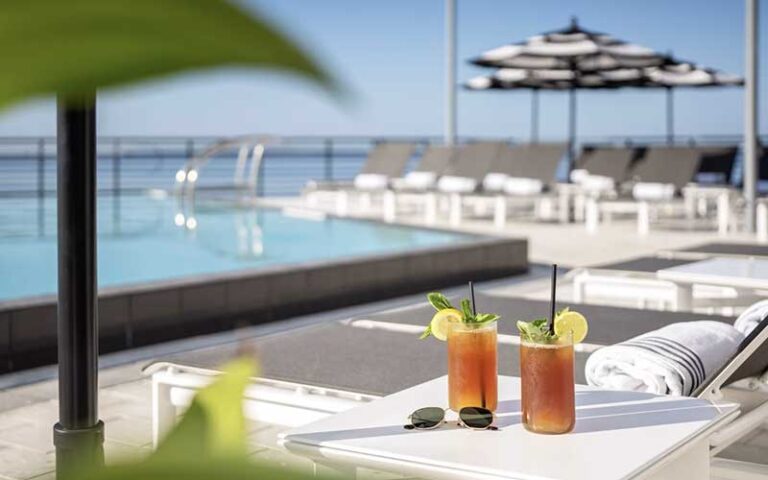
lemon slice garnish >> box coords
[429,308,463,341]
[554,310,588,344]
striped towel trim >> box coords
[623,337,706,395]
[646,336,706,383]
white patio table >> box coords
[280,375,738,480]
[657,257,768,310]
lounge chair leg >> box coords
[383,190,396,223]
[360,192,372,212]
[673,284,693,311]
[336,191,349,216]
[574,194,586,222]
[449,193,462,227]
[152,374,177,449]
[585,199,599,234]
[494,195,506,229]
[425,193,437,225]
[684,191,696,219]
[637,202,650,235]
[757,202,768,242]
[536,198,554,220]
[558,190,571,223]
[716,192,730,236]
[697,197,708,217]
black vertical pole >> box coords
[530,90,539,144]
[666,87,674,145]
[54,93,104,479]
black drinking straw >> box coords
[549,264,558,334]
[469,280,485,407]
[469,281,477,315]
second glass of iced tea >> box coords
[447,321,498,412]
[520,332,575,434]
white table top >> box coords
[657,256,768,290]
[280,376,738,480]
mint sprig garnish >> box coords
[419,325,432,339]
[427,292,452,311]
[420,291,501,339]
[516,318,556,343]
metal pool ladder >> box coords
[174,135,275,205]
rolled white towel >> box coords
[632,182,675,201]
[482,172,509,192]
[437,175,477,193]
[503,177,544,196]
[734,299,768,336]
[585,321,743,396]
[580,174,614,193]
[354,173,389,190]
[402,171,437,190]
[570,169,589,184]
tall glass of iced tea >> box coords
[447,321,498,412]
[520,332,575,434]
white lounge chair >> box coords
[585,146,703,234]
[303,142,415,215]
[382,145,456,222]
[561,146,639,222]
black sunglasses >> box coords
[404,406,497,431]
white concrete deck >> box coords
[0,198,766,479]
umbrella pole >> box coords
[444,0,457,145]
[744,0,759,233]
[666,87,674,145]
[531,90,539,144]
[568,87,577,169]
[54,93,104,479]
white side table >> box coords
[657,257,768,310]
[281,376,738,480]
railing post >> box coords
[186,139,194,162]
[324,138,333,181]
[37,138,45,237]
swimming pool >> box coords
[0,193,478,302]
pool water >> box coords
[0,194,476,301]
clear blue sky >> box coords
[0,0,764,140]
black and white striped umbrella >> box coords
[466,62,743,144]
[466,18,742,152]
[471,19,667,73]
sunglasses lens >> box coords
[459,407,494,429]
[410,407,445,429]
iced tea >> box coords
[447,322,498,412]
[520,336,575,434]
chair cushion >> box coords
[354,173,389,190]
[632,182,675,201]
[482,172,510,192]
[580,174,615,193]
[503,177,544,196]
[570,168,590,184]
[403,171,437,190]
[437,175,477,193]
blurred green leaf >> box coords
[0,0,336,108]
[78,458,338,480]
[64,358,344,480]
[153,358,256,461]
